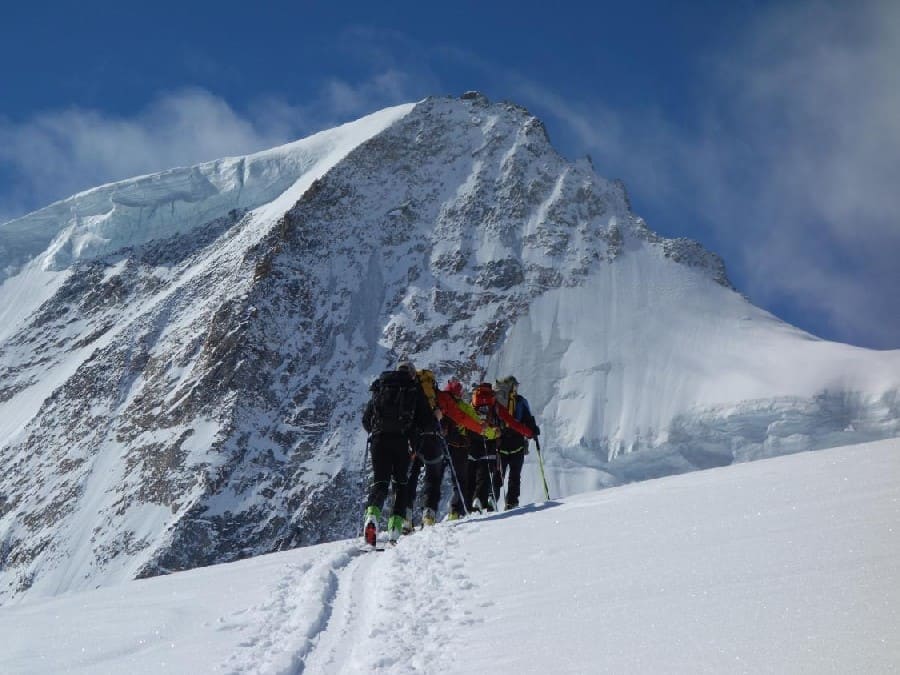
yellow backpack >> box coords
[416,369,438,411]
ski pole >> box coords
[534,437,550,501]
[495,442,506,511]
[439,433,470,517]
[362,435,372,471]
[360,435,373,538]
[481,436,502,512]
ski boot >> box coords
[387,515,404,543]
[447,511,461,521]
[363,506,380,547]
[422,508,436,526]
[471,498,483,514]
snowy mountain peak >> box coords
[0,103,415,281]
[0,94,898,604]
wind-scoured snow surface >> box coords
[1,439,897,674]
[0,92,898,604]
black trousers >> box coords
[500,449,526,507]
[418,432,444,512]
[469,437,501,510]
[407,433,445,513]
[408,454,423,512]
[367,432,411,517]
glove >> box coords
[483,426,500,441]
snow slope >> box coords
[1,438,897,674]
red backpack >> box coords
[472,382,496,409]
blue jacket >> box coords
[499,394,539,452]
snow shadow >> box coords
[459,500,563,525]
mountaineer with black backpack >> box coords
[361,361,434,546]
[403,368,443,530]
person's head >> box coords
[446,378,463,398]
[495,375,518,406]
[397,360,416,378]
[497,375,518,391]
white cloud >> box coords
[0,71,428,222]
[504,1,900,348]
[509,80,697,211]
[322,69,425,117]
[707,0,900,347]
[0,89,292,216]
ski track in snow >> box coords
[352,523,483,674]
[216,520,488,674]
[215,546,368,674]
[298,547,379,674]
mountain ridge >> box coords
[0,92,897,603]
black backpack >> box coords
[365,370,420,435]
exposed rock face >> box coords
[0,93,897,603]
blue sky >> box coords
[1,0,898,348]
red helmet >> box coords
[446,378,463,397]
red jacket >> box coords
[436,390,488,436]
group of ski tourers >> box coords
[361,361,544,547]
